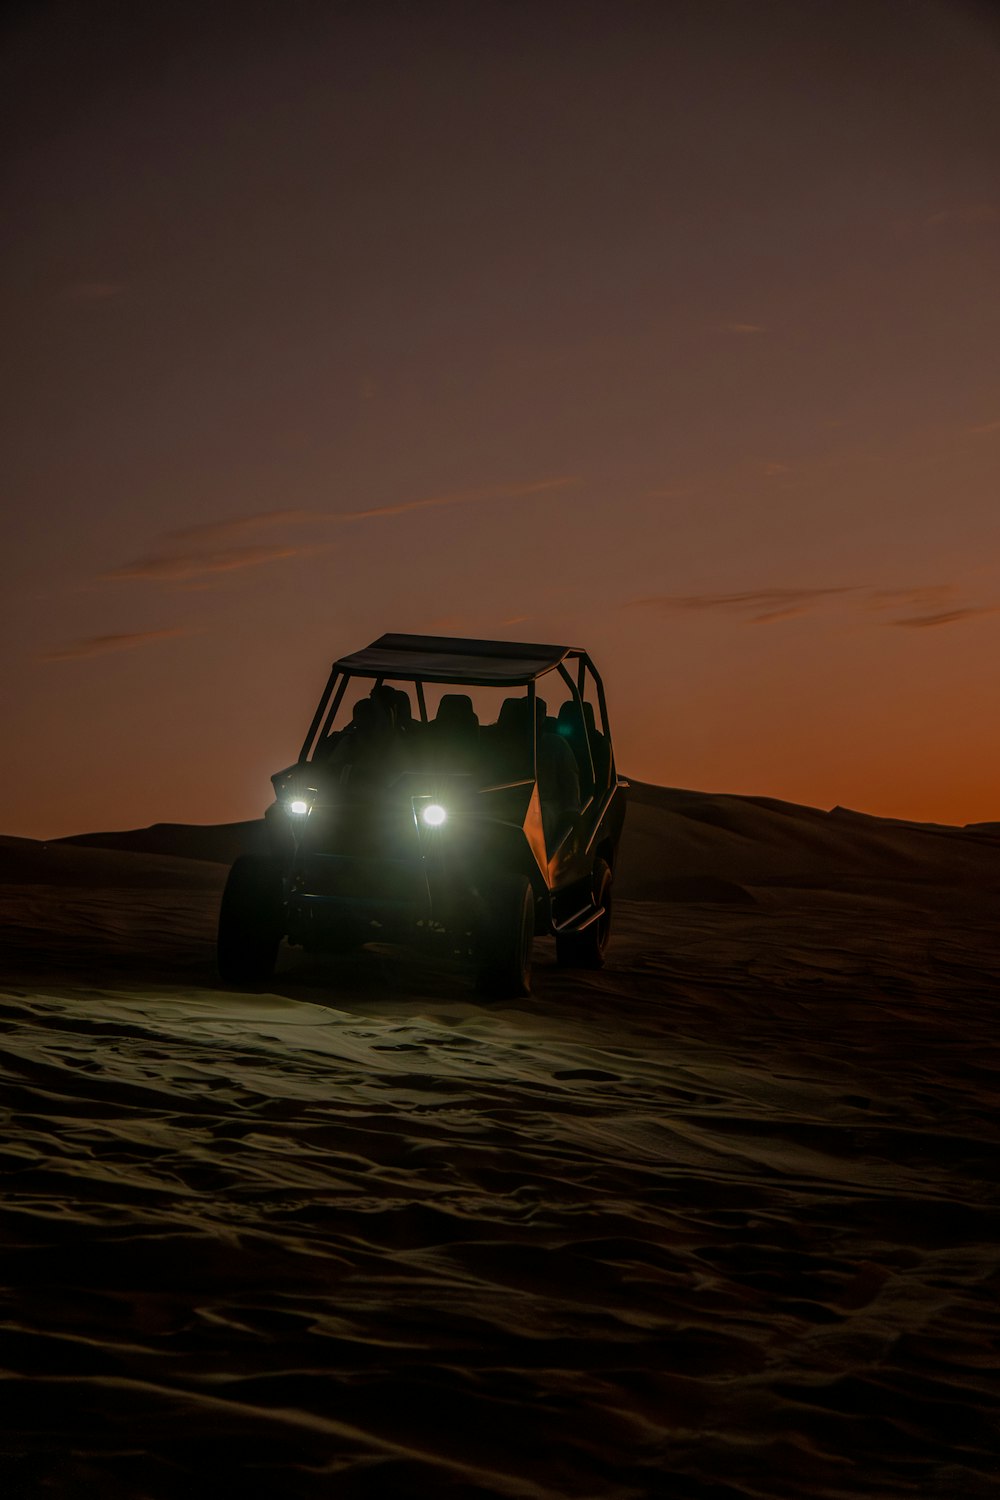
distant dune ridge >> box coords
[2,782,999,1498]
[55,817,268,868]
[50,778,1000,900]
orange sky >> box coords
[3,0,1000,839]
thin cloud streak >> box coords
[866,585,960,612]
[890,607,1000,629]
[165,510,323,547]
[338,475,577,522]
[750,605,813,624]
[868,586,999,626]
[627,583,998,629]
[105,543,315,583]
[626,587,856,624]
[105,478,577,586]
[40,628,189,662]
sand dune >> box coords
[2,786,999,1497]
[57,818,266,868]
[54,782,1000,899]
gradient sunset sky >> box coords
[3,0,1000,839]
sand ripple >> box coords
[1,811,999,1496]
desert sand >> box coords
[1,783,998,1497]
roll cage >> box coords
[296,632,617,806]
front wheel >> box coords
[556,857,612,969]
[476,874,535,998]
[217,855,285,986]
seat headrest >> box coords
[391,687,414,727]
[497,696,547,732]
[557,699,584,732]
[497,696,528,732]
[352,697,392,735]
[436,693,478,729]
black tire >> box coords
[556,857,612,969]
[476,874,535,998]
[217,855,285,986]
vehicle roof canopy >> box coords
[332,633,581,686]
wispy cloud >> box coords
[626,587,855,624]
[338,475,576,522]
[724,322,767,334]
[164,509,323,547]
[865,585,959,614]
[104,508,332,581]
[869,585,1000,629]
[40,628,189,662]
[105,542,317,583]
[890,606,1000,629]
[104,478,576,587]
[967,417,1000,436]
[627,582,1000,629]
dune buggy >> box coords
[218,632,627,996]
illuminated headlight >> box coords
[421,803,447,827]
[288,798,310,816]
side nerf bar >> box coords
[550,901,605,935]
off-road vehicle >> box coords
[218,633,628,996]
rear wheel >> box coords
[476,874,535,998]
[217,855,285,985]
[556,857,612,969]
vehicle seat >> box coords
[389,687,414,730]
[390,687,422,761]
[428,693,479,772]
[582,702,612,789]
[556,699,595,797]
[338,696,404,792]
[486,696,545,782]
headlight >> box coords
[421,803,447,827]
[287,798,310,816]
